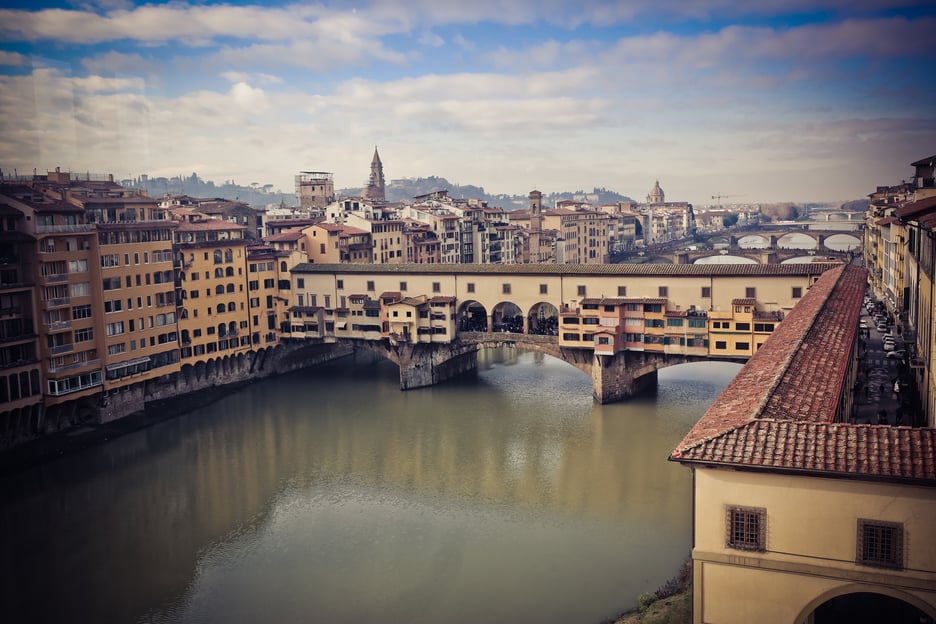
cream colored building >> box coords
[671,264,936,623]
[288,264,826,357]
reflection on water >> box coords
[0,352,739,624]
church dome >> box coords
[647,180,665,204]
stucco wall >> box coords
[691,467,936,623]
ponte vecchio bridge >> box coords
[289,263,838,403]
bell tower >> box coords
[364,146,386,201]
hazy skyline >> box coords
[1,0,934,206]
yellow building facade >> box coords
[174,218,252,363]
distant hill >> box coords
[841,199,870,212]
[341,176,633,210]
[129,171,633,210]
[126,172,294,208]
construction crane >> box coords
[711,193,745,205]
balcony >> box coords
[35,224,95,234]
[48,320,72,332]
[46,297,70,308]
[43,273,69,283]
[50,343,74,355]
[48,358,100,374]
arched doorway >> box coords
[805,591,934,624]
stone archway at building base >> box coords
[795,583,936,624]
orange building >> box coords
[173,217,251,363]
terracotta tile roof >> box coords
[429,296,456,303]
[175,219,246,232]
[671,264,936,485]
[674,421,936,483]
[263,230,303,242]
[732,298,757,306]
[293,263,834,278]
[894,195,936,219]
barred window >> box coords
[726,506,766,552]
[857,520,903,569]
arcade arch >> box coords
[492,301,523,332]
[527,302,558,335]
[458,300,488,332]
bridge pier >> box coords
[391,341,479,390]
[591,351,659,404]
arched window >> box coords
[228,321,237,333]
[180,308,189,319]
[218,323,227,337]
[227,302,236,312]
[216,303,225,314]
[213,250,222,264]
[226,284,235,293]
[280,261,287,272]
[224,250,233,262]
[215,285,224,295]
[214,267,224,278]
[225,267,234,277]
[181,329,190,342]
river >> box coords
[0,350,740,624]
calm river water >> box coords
[0,350,740,624]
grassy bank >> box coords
[608,559,692,624]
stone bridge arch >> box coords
[334,333,724,403]
[735,233,772,248]
[775,232,818,249]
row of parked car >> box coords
[863,295,906,359]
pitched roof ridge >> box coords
[672,266,846,456]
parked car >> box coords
[884,342,898,352]
[887,350,906,359]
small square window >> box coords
[617,286,626,296]
[792,286,802,298]
[337,279,344,289]
[432,282,441,293]
[577,285,586,296]
[540,284,548,295]
[726,506,766,552]
[366,280,374,291]
[746,287,756,298]
[857,519,903,569]
[659,286,668,297]
[400,281,407,291]
[701,286,711,298]
[467,283,475,293]
[503,283,511,295]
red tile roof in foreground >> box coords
[671,264,936,485]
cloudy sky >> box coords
[1,1,934,206]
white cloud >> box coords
[0,50,26,66]
[221,71,283,85]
